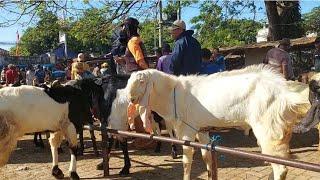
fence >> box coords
[85,125,320,180]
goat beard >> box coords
[127,102,153,134]
[138,105,153,134]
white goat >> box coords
[0,84,95,180]
[125,65,309,180]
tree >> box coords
[0,1,156,27]
[191,1,262,48]
[10,11,61,56]
[265,1,304,40]
[68,8,113,54]
[303,6,320,34]
[140,20,174,54]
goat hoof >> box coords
[171,151,178,159]
[52,165,64,179]
[119,168,130,176]
[96,161,103,170]
[70,172,80,180]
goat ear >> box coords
[138,81,153,133]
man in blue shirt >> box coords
[34,65,45,85]
[211,48,226,72]
[169,20,201,75]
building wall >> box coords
[244,48,271,66]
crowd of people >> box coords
[0,64,53,86]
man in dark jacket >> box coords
[169,20,201,75]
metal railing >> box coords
[85,125,320,180]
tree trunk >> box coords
[265,0,303,41]
[265,1,282,41]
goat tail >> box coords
[267,91,309,142]
[0,113,18,167]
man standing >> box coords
[34,65,45,85]
[5,64,18,85]
[156,43,173,74]
[264,38,294,80]
[314,37,320,72]
[169,20,201,75]
[211,48,226,72]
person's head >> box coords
[8,64,14,70]
[211,48,220,59]
[122,17,140,38]
[77,53,85,62]
[169,20,186,40]
[162,43,171,55]
[278,38,291,51]
[315,37,320,50]
[201,48,212,62]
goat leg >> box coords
[96,136,113,171]
[119,139,131,176]
[78,131,84,156]
[89,129,99,156]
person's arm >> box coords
[127,39,148,69]
[281,63,289,80]
[281,55,290,80]
[170,42,184,74]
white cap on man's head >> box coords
[169,20,186,30]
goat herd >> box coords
[0,64,320,180]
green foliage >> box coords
[191,1,262,48]
[10,11,61,56]
[303,6,320,34]
[140,20,174,54]
[68,8,113,54]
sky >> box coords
[0,0,320,51]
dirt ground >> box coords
[0,129,320,180]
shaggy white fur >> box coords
[126,64,309,180]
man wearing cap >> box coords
[169,20,201,75]
[314,37,320,72]
[264,38,294,80]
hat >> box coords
[279,38,291,46]
[169,20,186,31]
[122,17,139,27]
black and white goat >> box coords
[95,74,178,175]
[0,79,105,180]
